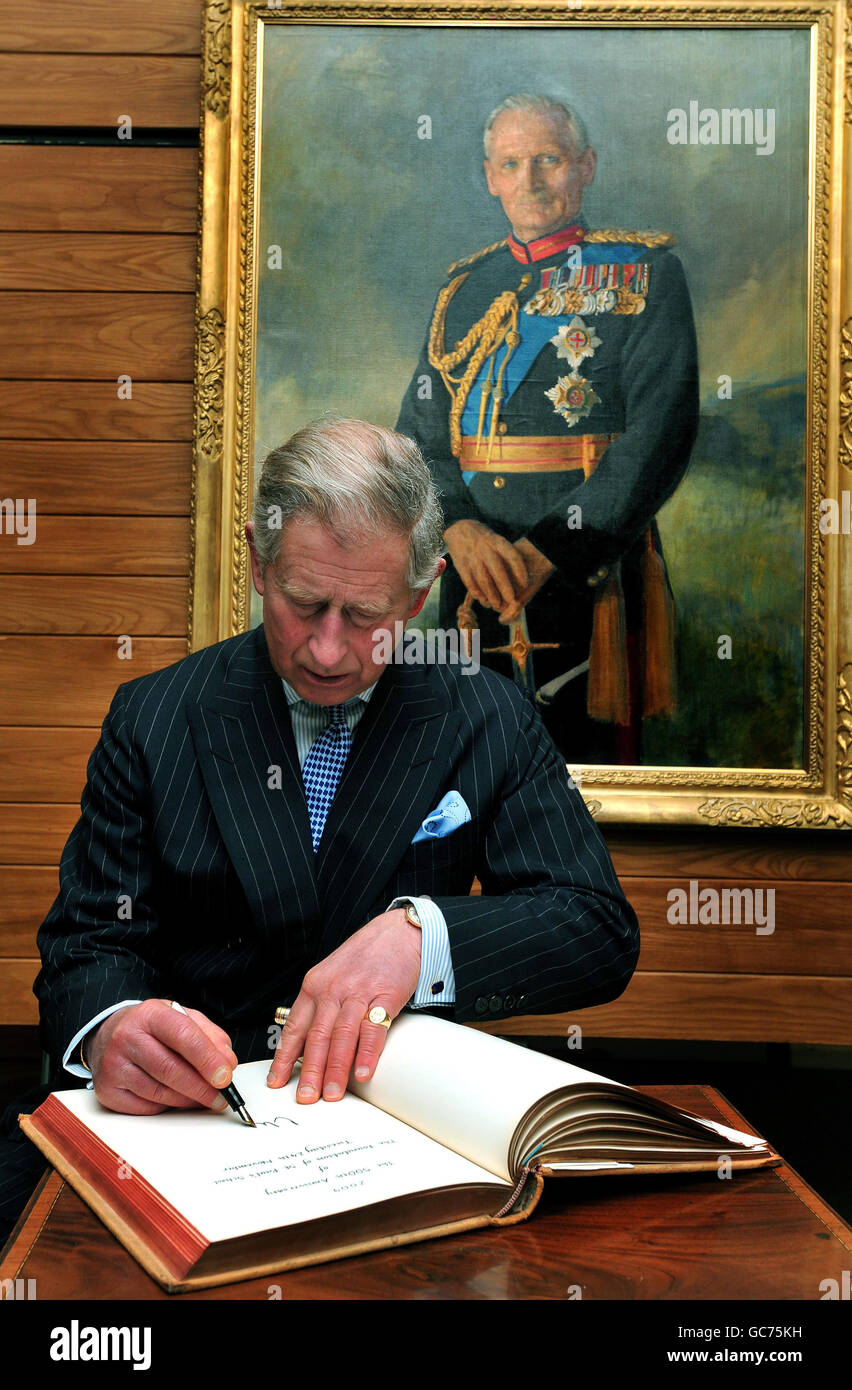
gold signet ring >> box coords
[366,1006,392,1030]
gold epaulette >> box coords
[585,228,675,248]
[446,237,509,276]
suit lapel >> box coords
[187,627,462,962]
[314,660,461,956]
[187,625,320,953]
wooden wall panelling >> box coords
[0,960,40,1027]
[3,1,203,55]
[0,869,61,955]
[0,729,99,801]
[1,442,191,513]
[0,382,194,439]
[0,806,79,868]
[625,879,852,974]
[0,4,201,1029]
[0,56,201,128]
[474,973,852,1047]
[0,148,198,233]
[0,232,196,292]
[603,828,852,882]
[0,576,187,635]
[0,380,191,433]
[0,637,188,725]
[0,292,195,378]
[0,518,189,575]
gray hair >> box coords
[484,94,590,160]
[251,415,444,593]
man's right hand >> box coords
[86,999,239,1116]
[443,519,529,612]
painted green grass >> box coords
[645,469,805,768]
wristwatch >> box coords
[402,901,422,929]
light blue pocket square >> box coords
[411,790,472,843]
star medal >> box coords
[545,375,601,426]
[550,317,601,370]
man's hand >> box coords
[87,1000,239,1115]
[444,519,529,612]
[267,909,422,1103]
[497,537,557,623]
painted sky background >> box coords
[254,22,810,458]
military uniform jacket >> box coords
[397,222,699,618]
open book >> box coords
[21,1013,777,1292]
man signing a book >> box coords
[5,417,638,1230]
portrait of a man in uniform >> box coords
[397,94,699,765]
[252,23,810,778]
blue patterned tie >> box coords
[301,705,352,852]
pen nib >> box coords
[238,1105,256,1128]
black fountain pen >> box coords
[170,1001,256,1126]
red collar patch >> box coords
[508,224,586,264]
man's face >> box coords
[247,515,434,704]
[484,109,596,244]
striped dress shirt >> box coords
[281,678,455,1011]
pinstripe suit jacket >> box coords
[35,623,639,1071]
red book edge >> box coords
[26,1095,208,1280]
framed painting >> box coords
[191,0,851,828]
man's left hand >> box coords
[266,909,421,1103]
[497,537,556,623]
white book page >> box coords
[350,1013,628,1180]
[53,1061,509,1244]
[354,1016,768,1172]
[689,1115,773,1150]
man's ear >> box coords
[245,522,265,596]
[579,146,597,188]
[484,158,498,197]
[407,558,446,619]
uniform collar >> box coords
[508,221,586,264]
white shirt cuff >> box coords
[62,1000,144,1085]
[387,895,456,1006]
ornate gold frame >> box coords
[192,0,851,829]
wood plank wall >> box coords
[0,2,849,1045]
[0,2,200,1032]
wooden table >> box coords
[2,1085,850,1300]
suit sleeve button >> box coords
[516,995,528,1010]
[474,997,489,1015]
[504,994,516,1010]
[488,994,503,1013]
